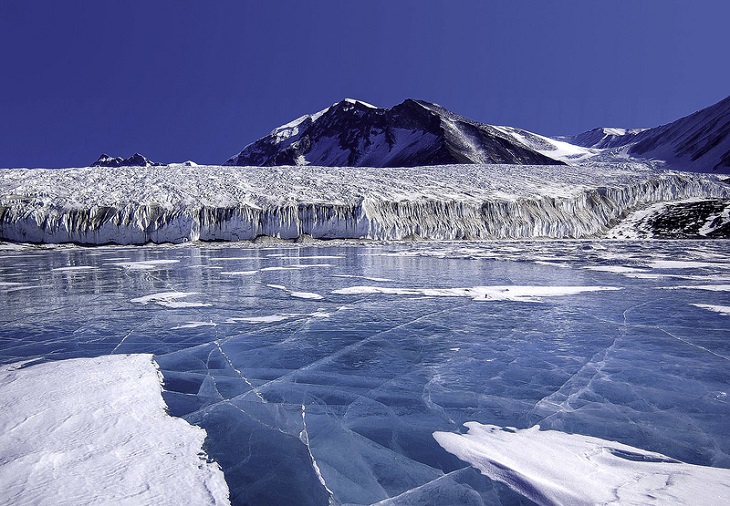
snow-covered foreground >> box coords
[1,241,729,504]
[434,423,730,505]
[0,355,230,506]
[1,164,728,244]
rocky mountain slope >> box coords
[563,96,730,173]
[225,99,563,167]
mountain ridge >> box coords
[92,153,163,168]
[559,96,730,173]
[225,98,564,167]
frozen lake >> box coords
[1,240,729,505]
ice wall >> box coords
[0,165,727,245]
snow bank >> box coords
[434,422,730,506]
[0,355,230,505]
[0,164,727,244]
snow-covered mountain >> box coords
[557,128,648,150]
[224,95,729,173]
[562,96,730,173]
[225,99,563,167]
[92,153,163,167]
[628,95,730,173]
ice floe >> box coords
[693,304,730,316]
[661,284,730,292]
[584,265,649,274]
[267,284,324,300]
[112,259,180,270]
[51,265,98,272]
[434,422,730,506]
[130,291,211,308]
[332,285,621,302]
[171,321,218,330]
[0,355,229,505]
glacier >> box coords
[1,164,728,245]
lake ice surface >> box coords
[1,240,729,505]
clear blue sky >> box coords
[1,0,727,168]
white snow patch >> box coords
[434,422,730,506]
[227,315,295,324]
[290,291,324,300]
[51,266,97,272]
[343,98,377,108]
[130,291,211,308]
[699,203,730,236]
[605,202,670,239]
[226,311,330,324]
[171,321,217,330]
[693,304,730,316]
[332,285,620,302]
[584,265,649,274]
[649,260,730,269]
[0,355,229,505]
[266,284,323,300]
[112,259,180,270]
[660,284,730,292]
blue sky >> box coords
[0,0,727,167]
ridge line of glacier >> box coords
[0,164,727,245]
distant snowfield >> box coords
[0,163,728,244]
[0,355,230,506]
[434,422,730,505]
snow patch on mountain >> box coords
[493,125,600,163]
[558,127,649,150]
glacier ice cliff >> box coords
[0,164,728,245]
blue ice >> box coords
[1,241,729,505]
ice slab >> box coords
[112,259,180,270]
[675,284,730,291]
[130,291,211,308]
[434,422,730,506]
[171,321,217,330]
[332,285,621,302]
[0,355,229,505]
[693,304,730,316]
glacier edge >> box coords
[0,165,728,245]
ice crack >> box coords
[299,404,337,505]
[213,340,265,402]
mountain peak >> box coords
[225,99,562,167]
[558,94,730,173]
[341,98,377,108]
[92,153,163,168]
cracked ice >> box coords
[0,240,729,505]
